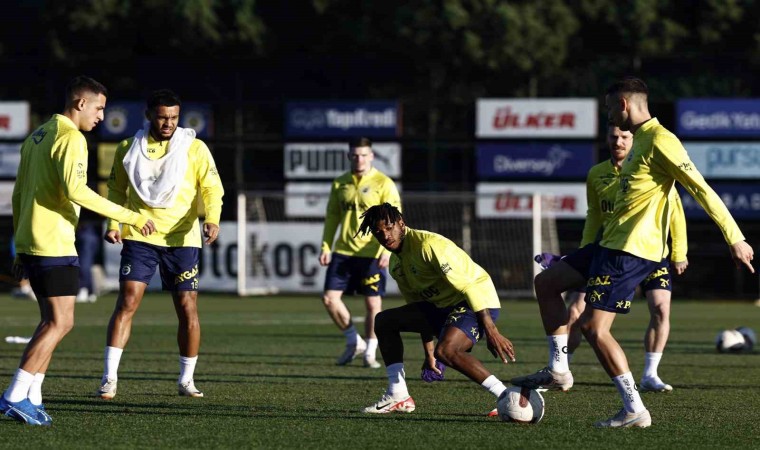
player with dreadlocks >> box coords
[356,203,515,415]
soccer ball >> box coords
[735,326,756,351]
[496,386,545,424]
[715,329,746,353]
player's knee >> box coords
[433,343,459,367]
[51,314,75,336]
[374,310,394,335]
[534,271,561,298]
[580,320,599,343]
[321,294,340,308]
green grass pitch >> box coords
[1,293,758,448]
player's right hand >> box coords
[104,229,122,244]
[730,241,754,273]
[485,329,516,364]
[140,219,156,236]
[319,251,331,266]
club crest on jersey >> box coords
[121,264,132,276]
[32,128,46,144]
[677,161,693,171]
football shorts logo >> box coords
[615,300,632,310]
[121,264,132,276]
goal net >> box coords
[236,190,559,298]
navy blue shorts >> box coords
[19,254,80,297]
[584,246,659,314]
[640,259,672,292]
[119,240,199,291]
[561,243,596,279]
[323,253,386,296]
[416,301,500,345]
[559,244,596,293]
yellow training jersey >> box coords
[107,133,224,248]
[389,228,500,312]
[581,158,688,261]
[12,114,147,257]
[600,118,742,261]
[321,167,401,258]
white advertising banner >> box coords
[476,182,587,219]
[285,182,403,218]
[0,182,13,215]
[284,142,401,179]
[0,102,30,139]
[0,143,21,177]
[476,98,598,138]
[103,221,399,294]
[683,142,760,178]
[285,182,330,218]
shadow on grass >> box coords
[38,396,496,423]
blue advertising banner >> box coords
[683,142,760,179]
[677,99,760,137]
[476,142,595,178]
[678,183,760,219]
[101,101,213,140]
[285,101,399,138]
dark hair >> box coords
[350,137,373,150]
[606,76,648,97]
[65,76,108,103]
[147,89,182,110]
[356,203,403,237]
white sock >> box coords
[547,334,569,373]
[643,352,662,380]
[27,373,45,405]
[103,346,124,380]
[342,325,359,346]
[385,363,408,398]
[366,338,378,360]
[5,368,35,402]
[179,355,198,384]
[612,372,646,413]
[481,375,507,398]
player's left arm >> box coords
[195,141,224,244]
[669,190,688,275]
[654,134,753,272]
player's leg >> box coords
[565,290,587,362]
[363,295,381,368]
[362,303,436,414]
[98,241,157,399]
[512,245,593,391]
[433,304,509,408]
[160,246,203,397]
[172,290,203,397]
[2,258,78,426]
[323,254,366,364]
[641,289,672,392]
[359,257,385,368]
[581,247,657,428]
